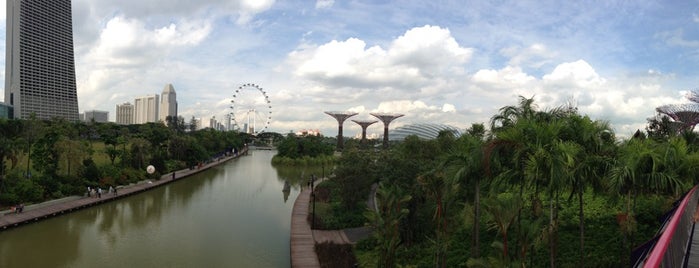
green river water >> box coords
[0,150,317,268]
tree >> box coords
[418,170,455,268]
[442,131,487,258]
[364,182,411,268]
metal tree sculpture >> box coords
[370,113,404,149]
[325,111,358,151]
[655,104,699,132]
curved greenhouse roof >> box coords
[389,123,463,141]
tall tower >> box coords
[370,113,404,149]
[5,0,79,120]
[324,111,358,151]
[351,119,378,146]
[159,83,177,122]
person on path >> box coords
[87,186,91,197]
[97,187,102,198]
[172,172,176,180]
[109,186,113,194]
[114,187,118,196]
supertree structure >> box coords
[686,90,699,103]
[655,103,699,132]
[370,112,404,149]
[351,119,378,146]
[324,111,358,151]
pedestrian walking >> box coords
[97,187,102,198]
[172,172,176,180]
[87,186,91,197]
[114,187,118,196]
[109,186,113,194]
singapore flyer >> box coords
[230,83,272,135]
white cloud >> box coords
[472,66,536,89]
[288,25,471,90]
[543,60,605,88]
[501,43,555,68]
[315,0,335,9]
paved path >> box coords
[290,185,321,268]
[290,180,378,267]
[0,149,247,231]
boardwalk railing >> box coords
[634,185,698,267]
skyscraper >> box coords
[134,95,159,124]
[159,84,177,122]
[5,0,79,120]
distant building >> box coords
[134,95,159,124]
[116,102,134,125]
[82,110,108,123]
[159,84,177,122]
[389,123,463,141]
[5,0,79,120]
[0,102,13,119]
[224,114,232,131]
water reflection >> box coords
[283,181,291,203]
[0,150,298,268]
[272,164,332,189]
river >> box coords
[0,150,317,268]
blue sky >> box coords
[2,0,699,137]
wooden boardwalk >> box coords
[290,185,321,268]
[0,149,247,231]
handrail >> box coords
[643,185,698,267]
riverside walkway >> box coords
[0,149,247,231]
[290,181,376,267]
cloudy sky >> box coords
[1,0,699,137]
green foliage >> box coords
[0,118,247,207]
[275,133,334,159]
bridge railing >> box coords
[638,185,698,267]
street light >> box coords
[311,174,316,229]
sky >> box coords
[1,0,699,138]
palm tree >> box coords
[418,169,456,268]
[561,115,614,267]
[490,96,537,132]
[482,193,523,259]
[364,182,412,268]
[442,132,487,258]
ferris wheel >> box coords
[230,83,272,135]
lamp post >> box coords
[311,174,316,230]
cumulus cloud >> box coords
[288,25,471,90]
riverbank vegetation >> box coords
[271,133,336,166]
[320,96,696,267]
[0,116,246,208]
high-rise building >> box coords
[4,0,79,120]
[116,102,134,125]
[82,110,108,123]
[159,84,177,122]
[134,95,159,124]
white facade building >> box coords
[134,95,159,124]
[116,102,134,125]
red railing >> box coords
[643,185,698,267]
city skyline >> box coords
[1,1,698,137]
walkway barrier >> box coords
[633,185,698,267]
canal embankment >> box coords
[0,148,248,231]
